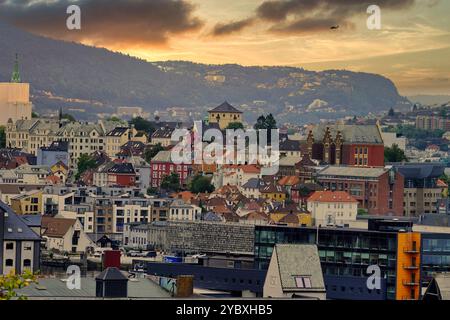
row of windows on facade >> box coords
[5,242,32,250]
[152,164,189,171]
[5,259,32,267]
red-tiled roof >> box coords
[307,191,358,203]
[223,164,261,174]
[278,176,300,186]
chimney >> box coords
[176,275,194,298]
[102,250,121,269]
[95,267,128,298]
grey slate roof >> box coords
[241,178,262,189]
[0,201,41,241]
[318,165,387,178]
[208,101,242,114]
[151,150,172,163]
[15,276,171,299]
[280,139,301,151]
[312,124,383,144]
[393,163,445,179]
[108,163,135,174]
[274,244,325,291]
[20,214,42,227]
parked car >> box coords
[145,251,157,258]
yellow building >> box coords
[260,183,287,202]
[51,161,69,184]
[208,101,243,130]
[10,190,43,215]
[270,212,312,227]
[105,127,138,157]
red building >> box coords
[107,163,136,187]
[305,124,384,167]
[316,165,404,216]
[150,150,191,188]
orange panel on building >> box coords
[396,232,421,300]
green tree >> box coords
[189,175,215,194]
[254,115,266,130]
[31,111,39,118]
[161,172,181,192]
[0,126,5,149]
[75,153,97,180]
[0,270,37,300]
[61,113,76,122]
[384,144,408,163]
[144,143,165,163]
[264,113,277,130]
[146,187,158,195]
[357,208,368,216]
[129,117,154,134]
[226,122,244,130]
[254,114,277,130]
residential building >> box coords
[10,190,43,215]
[317,165,404,216]
[14,164,51,184]
[416,115,450,131]
[394,163,445,216]
[54,122,106,167]
[168,199,201,221]
[381,132,407,151]
[111,197,154,233]
[37,141,69,167]
[263,244,326,299]
[207,101,243,130]
[107,163,136,187]
[150,150,191,188]
[41,216,95,253]
[219,164,261,188]
[105,126,137,157]
[307,191,358,226]
[0,202,41,275]
[150,126,176,147]
[6,118,60,154]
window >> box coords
[295,276,312,288]
[23,259,31,267]
[6,242,14,250]
[5,259,13,267]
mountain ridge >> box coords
[0,20,410,124]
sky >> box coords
[0,0,449,96]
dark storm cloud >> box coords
[213,0,415,36]
[0,0,204,46]
[211,18,255,36]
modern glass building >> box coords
[421,232,450,285]
[255,220,421,300]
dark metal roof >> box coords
[96,267,128,281]
[208,101,242,114]
[0,201,41,241]
[393,163,445,179]
[40,141,69,152]
[107,163,135,174]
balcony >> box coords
[402,264,419,270]
[402,280,419,286]
[403,247,419,254]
